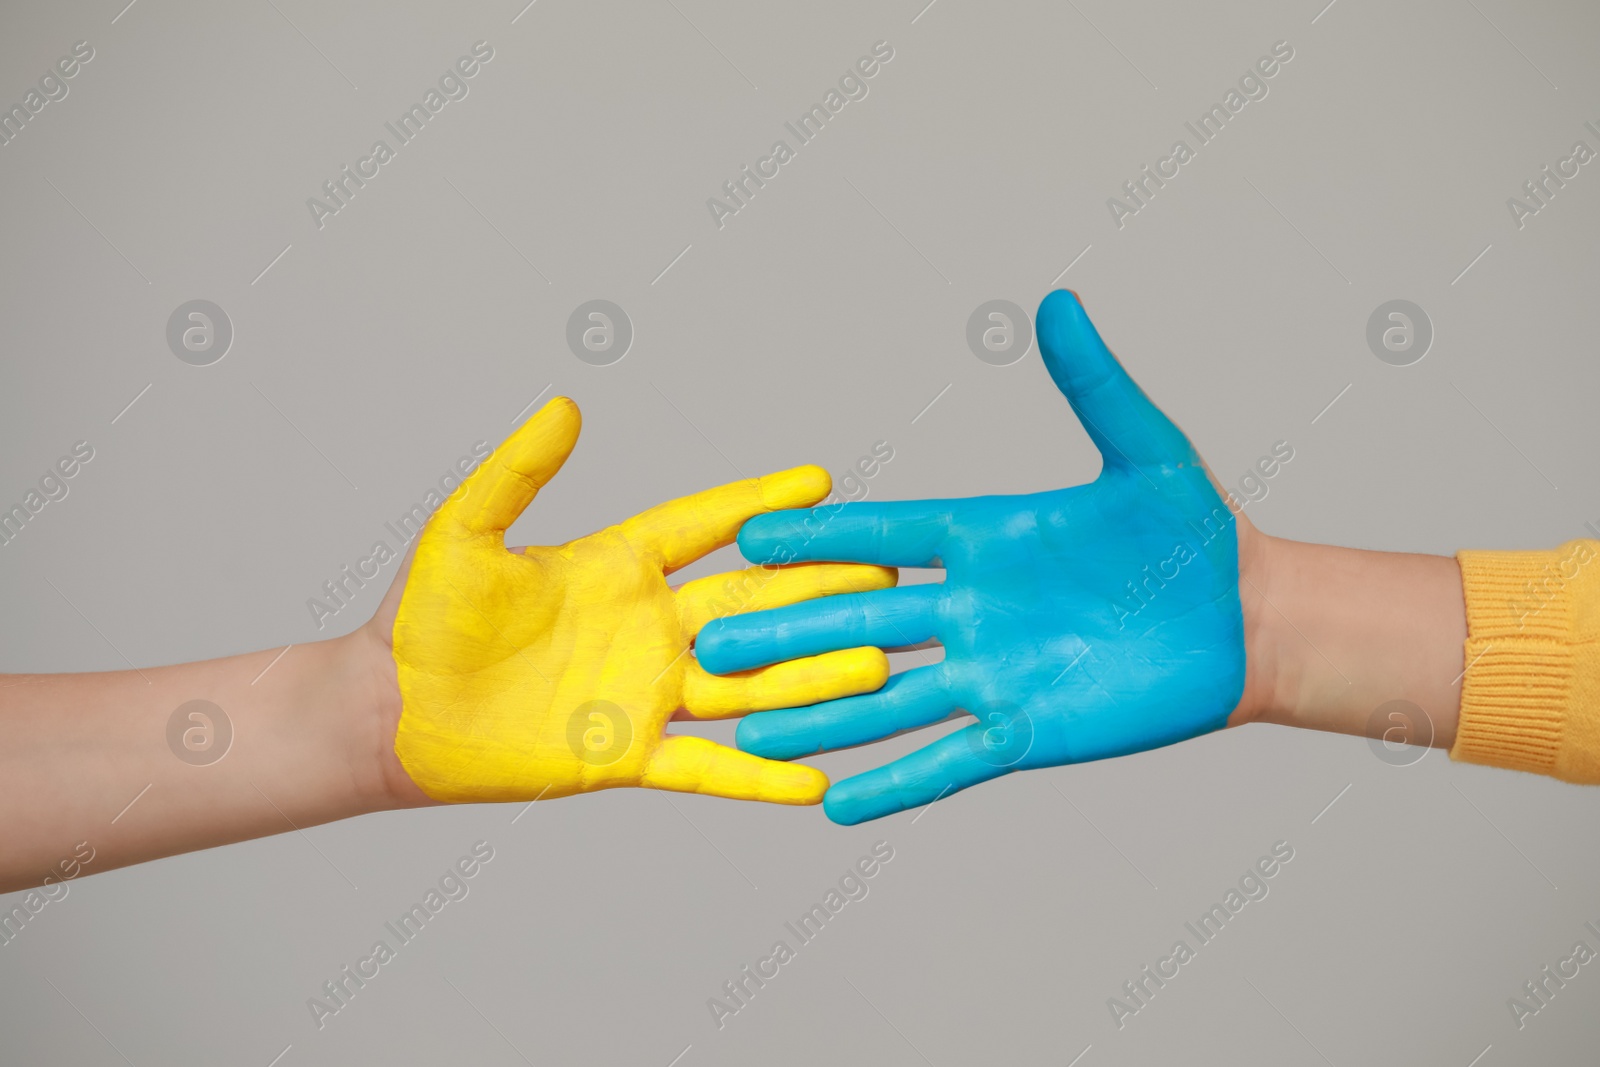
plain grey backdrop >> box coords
[2,0,1599,1063]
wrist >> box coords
[1230,518,1284,728]
[337,623,436,811]
[1232,531,1465,747]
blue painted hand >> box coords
[696,290,1249,824]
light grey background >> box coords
[2,0,1598,1064]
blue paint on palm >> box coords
[696,290,1247,825]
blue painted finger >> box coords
[736,664,955,760]
[737,500,956,568]
[696,584,943,675]
[821,723,1016,825]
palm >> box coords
[386,397,894,806]
[399,533,684,801]
[939,467,1240,768]
[695,291,1247,823]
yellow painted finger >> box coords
[640,735,828,804]
[619,465,830,573]
[675,562,898,636]
[436,397,581,537]
[680,647,890,720]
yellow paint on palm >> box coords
[392,397,894,805]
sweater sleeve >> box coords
[1451,540,1600,783]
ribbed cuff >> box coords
[1450,545,1584,779]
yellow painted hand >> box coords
[387,397,894,805]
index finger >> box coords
[696,584,943,675]
[737,499,957,568]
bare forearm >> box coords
[0,627,414,892]
[1235,532,1467,748]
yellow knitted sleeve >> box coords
[1451,540,1600,783]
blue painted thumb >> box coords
[1035,289,1193,472]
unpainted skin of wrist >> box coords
[347,620,437,811]
[1229,521,1466,749]
[0,631,409,892]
